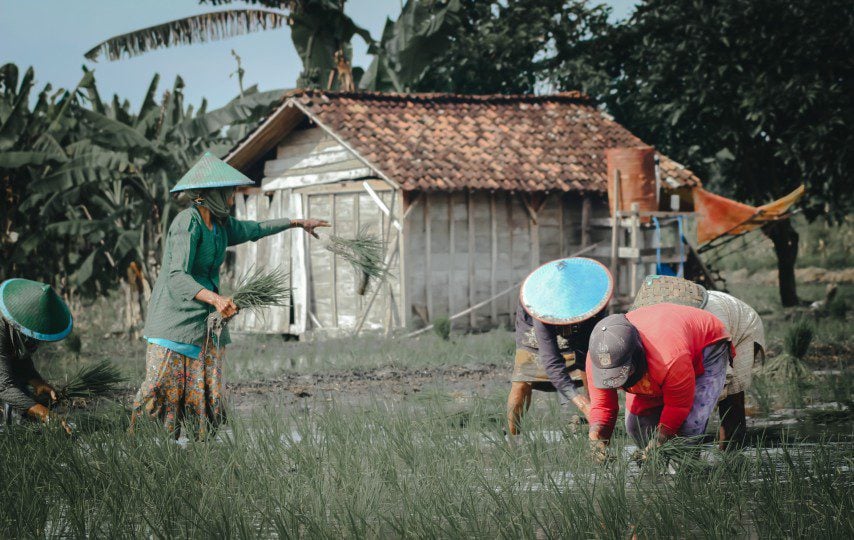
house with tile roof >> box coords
[224,90,701,336]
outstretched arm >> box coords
[225,217,331,246]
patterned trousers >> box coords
[625,340,731,447]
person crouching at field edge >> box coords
[585,303,734,463]
[631,275,765,449]
[507,257,614,436]
[0,279,73,434]
[130,152,329,440]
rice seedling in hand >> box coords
[57,360,126,403]
[763,319,814,381]
[207,266,291,339]
[323,227,388,294]
[230,266,291,311]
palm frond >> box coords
[85,9,288,62]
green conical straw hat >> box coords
[0,279,73,341]
[170,151,254,193]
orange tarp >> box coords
[693,185,805,245]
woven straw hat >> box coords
[630,275,708,311]
[170,152,254,193]
[0,279,73,341]
[520,257,613,325]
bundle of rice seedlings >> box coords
[433,316,451,341]
[763,319,814,381]
[324,227,388,295]
[634,439,712,473]
[207,266,291,339]
[230,266,291,311]
[57,360,126,402]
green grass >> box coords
[726,282,853,354]
[0,392,851,538]
[4,278,852,538]
[712,215,853,273]
[432,316,451,341]
[224,329,515,382]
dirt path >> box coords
[226,363,511,413]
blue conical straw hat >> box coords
[520,257,613,325]
[170,152,254,193]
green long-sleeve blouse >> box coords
[142,207,292,347]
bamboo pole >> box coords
[403,243,599,338]
[351,193,399,336]
[609,170,621,308]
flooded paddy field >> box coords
[2,282,850,537]
[1,377,850,538]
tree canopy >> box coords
[5,0,850,303]
[414,0,610,94]
[560,0,854,220]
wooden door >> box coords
[299,180,403,334]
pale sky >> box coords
[1,0,638,110]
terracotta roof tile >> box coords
[231,90,702,192]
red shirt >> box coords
[586,304,731,436]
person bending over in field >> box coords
[507,257,613,436]
[0,278,73,434]
[631,275,765,449]
[586,303,733,463]
[130,152,329,440]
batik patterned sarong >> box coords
[130,341,225,439]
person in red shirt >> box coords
[585,303,733,459]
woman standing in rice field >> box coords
[130,152,328,439]
[0,279,73,433]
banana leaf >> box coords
[0,151,57,169]
[85,9,288,62]
[360,0,461,91]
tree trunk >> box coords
[762,218,799,307]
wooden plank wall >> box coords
[405,190,609,331]
[303,186,402,334]
[232,189,293,334]
[262,127,372,191]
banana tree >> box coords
[85,0,372,91]
[359,0,462,92]
[4,63,282,311]
[38,74,281,286]
[0,64,90,287]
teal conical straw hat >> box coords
[521,257,613,325]
[0,279,73,341]
[170,151,254,193]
